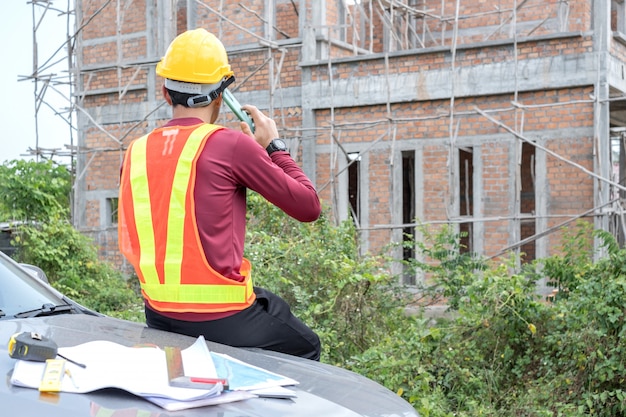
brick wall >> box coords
[311,73,595,256]
[414,0,590,46]
[76,0,606,270]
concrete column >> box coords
[390,148,403,270]
[473,146,484,255]
[300,0,326,185]
[535,137,550,295]
[158,0,176,54]
[73,0,86,229]
[593,0,612,259]
[187,0,197,30]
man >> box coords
[118,28,322,360]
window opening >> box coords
[348,152,361,225]
[459,148,473,253]
[107,197,119,226]
[402,151,416,285]
[610,127,625,246]
[520,142,536,262]
[611,0,625,34]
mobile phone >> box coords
[222,88,255,133]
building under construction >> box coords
[25,0,626,289]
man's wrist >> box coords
[266,138,288,155]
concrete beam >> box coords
[83,87,302,126]
[608,52,626,93]
[302,52,600,109]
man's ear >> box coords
[208,95,223,123]
[163,85,173,105]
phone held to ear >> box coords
[222,88,255,133]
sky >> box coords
[1,1,72,164]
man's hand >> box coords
[241,105,279,149]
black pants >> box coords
[145,287,321,361]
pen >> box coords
[65,369,80,389]
[58,353,87,369]
[189,377,229,385]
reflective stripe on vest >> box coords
[92,404,157,417]
[127,124,253,307]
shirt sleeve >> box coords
[230,132,321,222]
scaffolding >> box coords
[22,0,76,162]
[27,0,626,267]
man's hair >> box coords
[166,88,195,107]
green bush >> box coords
[245,195,626,415]
[12,219,140,318]
[537,234,626,415]
[0,159,71,221]
[0,159,141,319]
[400,223,488,310]
[541,220,595,298]
[346,221,626,416]
[245,192,408,364]
[349,251,552,416]
[6,160,626,416]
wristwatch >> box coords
[266,138,288,155]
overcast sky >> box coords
[1,2,72,164]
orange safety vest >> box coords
[118,123,256,313]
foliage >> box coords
[400,223,488,309]
[245,192,408,364]
[0,159,71,221]
[350,249,551,416]
[12,219,139,317]
[248,198,626,415]
[347,221,626,416]
[541,219,595,297]
[0,159,140,318]
[6,160,626,416]
[536,230,626,416]
[346,315,452,417]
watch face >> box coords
[274,139,287,150]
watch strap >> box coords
[266,139,287,155]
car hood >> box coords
[0,314,418,417]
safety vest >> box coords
[118,123,256,313]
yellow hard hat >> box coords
[156,28,234,84]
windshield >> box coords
[0,252,66,318]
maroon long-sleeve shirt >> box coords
[152,117,321,321]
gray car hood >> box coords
[0,314,418,417]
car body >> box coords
[0,250,419,417]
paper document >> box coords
[210,352,298,391]
[249,386,297,399]
[10,336,299,411]
[10,338,221,402]
[182,336,218,377]
[145,390,257,411]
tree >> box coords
[0,159,140,319]
[0,159,71,222]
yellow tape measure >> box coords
[8,332,58,361]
